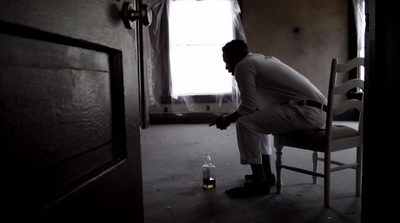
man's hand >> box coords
[209,115,230,130]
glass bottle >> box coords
[202,152,216,189]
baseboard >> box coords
[149,113,220,124]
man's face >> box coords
[223,52,238,75]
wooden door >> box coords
[0,0,144,222]
[363,0,400,221]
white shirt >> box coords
[234,53,327,115]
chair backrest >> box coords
[325,57,364,141]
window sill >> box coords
[161,94,236,104]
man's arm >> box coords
[234,62,258,115]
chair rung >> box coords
[281,165,325,178]
[330,163,358,172]
[317,158,357,170]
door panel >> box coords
[0,0,143,222]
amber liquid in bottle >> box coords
[202,152,216,190]
[203,177,216,189]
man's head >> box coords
[222,39,249,75]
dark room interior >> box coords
[0,0,399,222]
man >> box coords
[210,39,327,198]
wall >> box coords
[146,0,349,119]
[240,0,348,97]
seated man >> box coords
[210,39,327,198]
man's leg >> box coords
[225,163,270,197]
[226,126,270,197]
[236,102,318,165]
[250,164,265,181]
[259,133,273,177]
[245,134,276,186]
[226,102,317,198]
[262,154,276,186]
[225,107,286,198]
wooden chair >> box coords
[274,57,364,207]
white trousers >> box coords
[258,133,272,156]
[236,99,326,165]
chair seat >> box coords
[276,125,359,152]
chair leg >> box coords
[356,145,363,196]
[275,146,283,194]
[312,151,318,184]
[324,152,331,208]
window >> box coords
[353,0,365,80]
[169,0,235,99]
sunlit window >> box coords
[353,0,365,80]
[169,0,234,98]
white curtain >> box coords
[352,0,365,58]
[352,0,365,79]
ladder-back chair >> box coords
[274,57,364,207]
